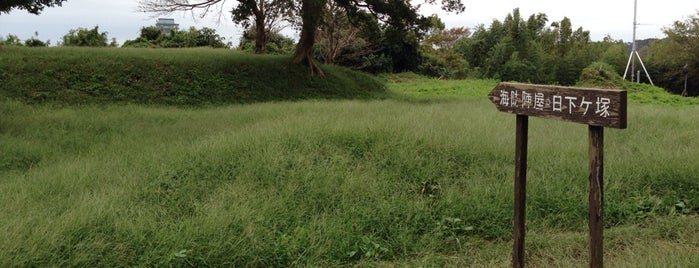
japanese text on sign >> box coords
[487,82,627,129]
[498,89,612,118]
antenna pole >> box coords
[623,0,654,85]
[631,0,637,82]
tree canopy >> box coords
[138,0,465,75]
[448,8,630,85]
[138,0,292,54]
[292,0,465,75]
[62,26,115,47]
[646,11,699,96]
[0,0,67,14]
[123,25,231,48]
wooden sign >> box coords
[488,82,627,268]
[488,82,627,129]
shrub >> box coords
[576,62,625,88]
[62,26,111,47]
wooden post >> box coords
[588,126,604,268]
[488,83,626,268]
[513,115,528,268]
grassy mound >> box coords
[0,47,387,105]
[576,62,626,89]
[577,62,699,106]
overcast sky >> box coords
[0,0,697,46]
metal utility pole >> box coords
[623,0,654,85]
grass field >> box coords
[1,88,698,266]
[1,47,698,266]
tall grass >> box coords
[0,47,387,105]
[1,97,697,266]
[2,46,698,266]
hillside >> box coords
[625,38,659,53]
[0,47,387,105]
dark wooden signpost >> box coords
[488,82,627,268]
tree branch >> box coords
[138,0,226,16]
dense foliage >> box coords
[0,0,66,14]
[122,26,231,48]
[450,9,628,85]
[237,27,295,55]
[0,34,23,46]
[417,17,470,78]
[576,62,626,89]
[318,8,629,85]
[4,2,696,95]
[230,0,294,53]
[645,11,699,96]
[0,33,48,47]
[137,0,294,54]
[290,0,464,75]
[61,26,116,47]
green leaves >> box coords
[0,0,67,14]
[61,26,112,47]
[123,26,231,49]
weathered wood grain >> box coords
[488,82,627,129]
[588,126,604,268]
[513,115,528,268]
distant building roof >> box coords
[156,18,178,34]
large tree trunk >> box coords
[293,0,326,76]
[252,0,265,54]
[254,16,265,54]
[294,27,324,76]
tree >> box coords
[293,0,465,75]
[24,31,49,46]
[591,35,628,74]
[238,26,295,54]
[231,0,293,54]
[292,0,326,75]
[419,16,470,78]
[646,11,699,96]
[0,34,24,46]
[140,0,465,75]
[462,9,544,81]
[0,0,66,14]
[62,26,112,47]
[122,25,231,48]
[138,0,291,54]
[314,0,365,64]
[122,26,162,48]
[455,9,606,85]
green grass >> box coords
[384,72,699,106]
[1,47,698,266]
[0,46,387,105]
[382,72,499,101]
[624,82,699,106]
[1,96,697,266]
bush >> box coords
[576,62,625,88]
[0,34,23,46]
[123,26,230,49]
[577,61,699,105]
[24,38,48,47]
[238,28,295,55]
[418,48,469,79]
[62,26,111,47]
